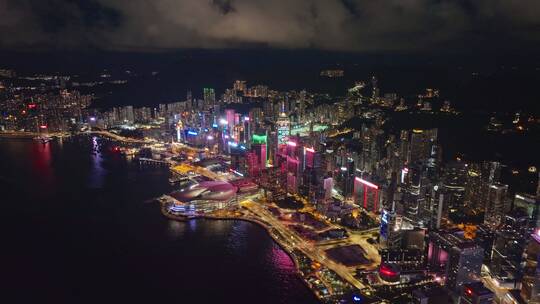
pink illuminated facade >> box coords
[353,177,380,213]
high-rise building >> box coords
[443,162,467,211]
[521,231,540,303]
[513,193,540,231]
[475,225,496,263]
[465,163,483,211]
[380,209,403,249]
[420,185,445,229]
[250,133,268,174]
[283,140,301,194]
[428,230,484,292]
[225,109,235,134]
[484,183,509,227]
[247,139,267,178]
[371,76,379,99]
[323,177,334,201]
[276,112,290,144]
[490,211,530,287]
[466,161,502,217]
[408,129,438,164]
[353,177,380,213]
[203,88,215,106]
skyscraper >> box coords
[276,112,290,144]
[225,109,235,134]
[203,88,215,107]
[521,231,540,303]
[407,128,438,164]
[490,211,530,287]
[484,183,509,227]
[251,133,267,173]
[513,193,540,231]
[428,230,484,292]
[353,177,380,213]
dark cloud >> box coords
[0,0,539,52]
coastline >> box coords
[0,132,41,139]
[160,203,324,302]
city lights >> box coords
[355,177,378,189]
[287,141,297,147]
[2,42,538,304]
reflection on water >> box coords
[269,245,296,271]
[167,220,186,239]
[0,137,318,304]
[88,136,105,189]
[31,141,55,193]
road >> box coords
[480,265,512,303]
[88,130,150,143]
[241,199,376,291]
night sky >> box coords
[1,0,540,54]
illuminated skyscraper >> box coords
[521,231,540,303]
[380,209,403,249]
[464,163,483,210]
[203,88,215,106]
[353,177,380,213]
[276,112,290,144]
[484,183,509,227]
[514,193,540,230]
[490,211,530,287]
[371,75,379,99]
[407,128,438,164]
[428,230,484,292]
[225,109,235,133]
[443,162,467,211]
[251,133,268,168]
[323,177,333,201]
[285,141,301,194]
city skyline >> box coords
[1,1,540,303]
[1,65,539,302]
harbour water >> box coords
[0,136,318,303]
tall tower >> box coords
[521,232,540,302]
[484,183,509,228]
[276,112,290,144]
[407,128,438,164]
[203,88,215,107]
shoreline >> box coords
[0,132,41,139]
[160,204,326,302]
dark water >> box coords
[0,136,317,304]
